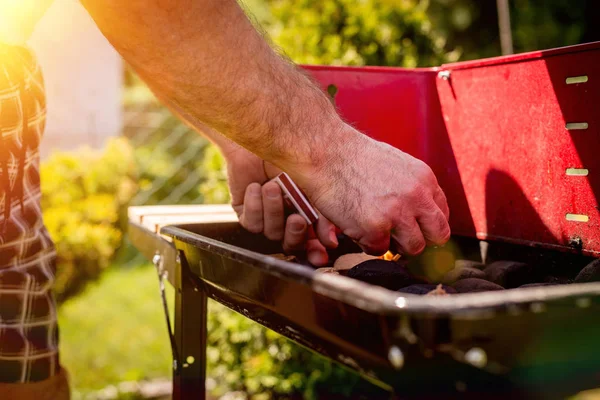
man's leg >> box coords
[0,368,70,400]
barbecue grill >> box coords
[129,42,600,400]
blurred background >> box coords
[30,0,599,398]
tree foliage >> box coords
[427,0,598,61]
[267,0,457,67]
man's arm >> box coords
[80,0,338,183]
[147,79,339,266]
[80,0,451,255]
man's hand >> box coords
[224,145,338,266]
[80,0,450,257]
[292,125,450,256]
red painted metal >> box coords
[304,41,600,256]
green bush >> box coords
[206,301,389,399]
[267,0,457,67]
[41,138,138,303]
[198,144,230,204]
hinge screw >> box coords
[438,70,451,80]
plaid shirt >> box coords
[0,43,59,382]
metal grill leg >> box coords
[173,251,207,400]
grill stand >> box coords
[154,250,207,400]
[173,252,207,400]
[129,210,600,399]
[130,206,236,400]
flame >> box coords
[380,251,401,261]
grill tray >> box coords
[130,214,600,399]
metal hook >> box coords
[154,251,181,371]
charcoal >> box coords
[346,259,417,290]
[455,259,485,270]
[518,282,557,288]
[575,259,600,283]
[398,284,456,295]
[333,252,378,273]
[442,266,485,285]
[484,261,534,288]
[453,278,505,293]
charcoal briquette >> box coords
[453,278,505,293]
[346,259,418,290]
[454,260,485,270]
[575,259,600,283]
[484,260,533,288]
[333,252,378,273]
[442,266,485,285]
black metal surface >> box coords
[173,251,207,400]
[153,250,180,372]
[126,219,600,398]
[129,221,177,285]
[129,221,207,399]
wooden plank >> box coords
[128,204,235,223]
[128,204,238,234]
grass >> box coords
[58,263,174,396]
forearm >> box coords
[80,0,345,181]
[155,91,242,158]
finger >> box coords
[417,207,451,246]
[391,218,426,255]
[433,186,450,221]
[283,214,308,253]
[314,212,338,249]
[240,183,264,233]
[357,229,390,256]
[306,229,330,266]
[261,181,285,241]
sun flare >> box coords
[0,0,54,45]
